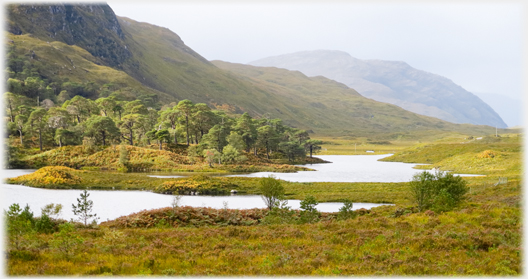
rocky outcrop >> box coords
[7,4,131,68]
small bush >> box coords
[409,171,468,212]
[337,199,357,220]
[259,175,285,210]
[299,195,320,223]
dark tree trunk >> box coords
[159,140,162,150]
[185,115,190,146]
[18,129,23,145]
[8,104,13,122]
[38,129,42,151]
[310,145,313,158]
[101,131,106,146]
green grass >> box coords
[381,134,522,176]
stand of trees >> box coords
[5,94,322,164]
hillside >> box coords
[213,61,500,136]
[250,50,508,128]
[5,3,504,137]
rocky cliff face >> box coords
[250,50,507,128]
[7,4,131,68]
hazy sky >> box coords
[108,1,524,102]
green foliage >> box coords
[50,222,84,257]
[221,144,240,164]
[203,148,221,167]
[72,190,99,226]
[259,176,285,210]
[337,199,357,220]
[260,200,297,225]
[41,203,63,219]
[299,195,320,223]
[5,203,34,250]
[410,171,468,212]
[84,116,120,146]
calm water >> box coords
[2,155,478,221]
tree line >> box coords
[5,92,322,163]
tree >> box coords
[293,130,310,145]
[304,139,323,158]
[279,141,305,162]
[202,124,229,152]
[155,129,171,150]
[234,112,257,153]
[177,100,195,145]
[64,95,98,123]
[95,96,117,117]
[72,190,99,226]
[4,92,21,122]
[25,108,48,151]
[55,128,79,147]
[14,115,27,145]
[85,116,120,146]
[192,103,215,143]
[5,203,34,250]
[222,144,240,164]
[203,149,221,167]
[118,114,141,145]
[409,171,468,212]
[226,131,246,151]
[259,175,285,210]
[337,199,357,220]
[160,107,180,144]
[257,125,278,159]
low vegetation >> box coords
[5,175,521,275]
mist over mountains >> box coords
[250,50,508,128]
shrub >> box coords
[299,195,320,223]
[409,171,468,212]
[259,175,285,210]
[337,199,357,220]
[261,200,297,225]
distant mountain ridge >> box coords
[250,50,507,128]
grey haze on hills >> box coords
[250,50,508,128]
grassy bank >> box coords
[381,134,522,176]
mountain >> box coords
[5,4,501,137]
[473,93,522,128]
[249,50,508,128]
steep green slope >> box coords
[6,32,173,103]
